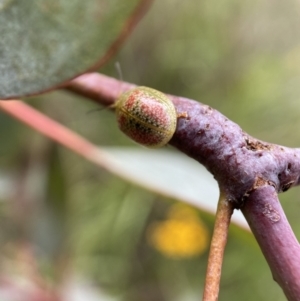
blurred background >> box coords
[1,0,300,300]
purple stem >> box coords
[242,186,300,301]
[169,95,300,205]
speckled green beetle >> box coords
[114,86,177,148]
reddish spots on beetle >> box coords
[124,92,137,109]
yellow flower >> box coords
[147,204,209,259]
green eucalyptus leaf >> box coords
[0,0,150,99]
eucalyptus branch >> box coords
[68,73,300,201]
[67,72,300,300]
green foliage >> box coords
[0,0,142,98]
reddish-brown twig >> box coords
[203,192,234,301]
